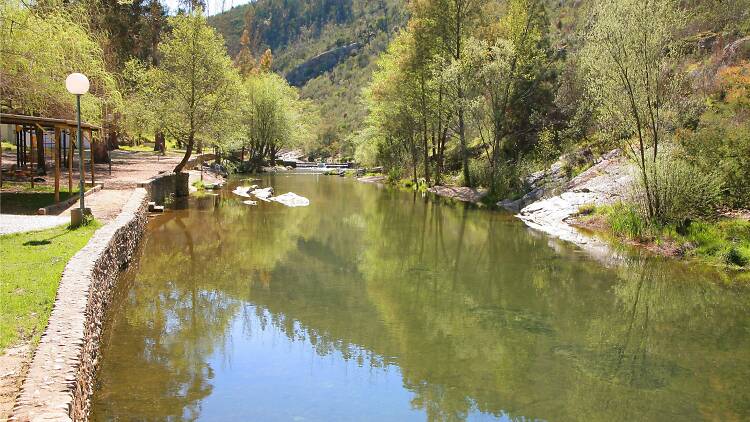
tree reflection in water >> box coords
[91,175,750,422]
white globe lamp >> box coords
[66,73,91,222]
[65,73,89,95]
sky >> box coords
[162,0,252,16]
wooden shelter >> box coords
[0,113,102,203]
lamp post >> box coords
[66,73,90,224]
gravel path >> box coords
[0,214,69,235]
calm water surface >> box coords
[91,175,750,421]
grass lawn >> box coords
[118,143,156,152]
[0,221,101,352]
[1,141,16,152]
[0,183,80,215]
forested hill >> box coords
[209,0,407,160]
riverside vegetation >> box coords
[2,0,748,270]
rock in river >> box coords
[270,192,310,207]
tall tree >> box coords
[465,0,552,194]
[581,0,685,221]
[138,9,240,173]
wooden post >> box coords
[87,129,95,186]
[15,126,21,168]
[30,128,35,188]
[68,128,73,193]
[54,127,61,202]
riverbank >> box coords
[1,155,209,420]
[0,222,101,420]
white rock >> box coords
[270,192,310,207]
[251,187,274,201]
[232,186,253,198]
[243,200,258,206]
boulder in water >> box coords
[232,186,253,198]
[270,192,310,207]
[251,187,274,201]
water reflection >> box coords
[91,175,750,421]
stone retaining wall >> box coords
[9,189,149,422]
[137,172,189,205]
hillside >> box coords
[209,0,407,160]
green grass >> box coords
[192,180,207,191]
[119,143,156,152]
[589,203,750,270]
[1,183,80,215]
[0,220,101,351]
[1,140,16,152]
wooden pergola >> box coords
[0,113,102,203]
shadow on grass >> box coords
[0,191,78,215]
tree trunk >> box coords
[174,133,194,173]
[35,127,47,174]
[93,134,109,162]
[458,101,470,186]
[154,131,165,153]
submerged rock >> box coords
[232,186,253,198]
[251,187,274,201]
[270,192,310,207]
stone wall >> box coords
[10,189,148,422]
[7,169,195,421]
[137,172,189,205]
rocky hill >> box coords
[208,0,407,159]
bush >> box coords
[577,203,596,216]
[632,152,722,225]
[679,62,750,208]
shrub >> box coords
[632,152,722,225]
[386,167,401,184]
[604,202,648,240]
[722,246,748,267]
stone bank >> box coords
[9,172,189,422]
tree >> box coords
[138,9,240,173]
[465,0,552,195]
[0,2,122,124]
[365,33,422,183]
[581,0,685,222]
[239,72,306,169]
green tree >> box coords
[365,33,421,182]
[0,2,122,124]
[239,72,307,168]
[137,9,240,173]
[464,0,552,195]
[581,0,686,222]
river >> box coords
[90,174,750,421]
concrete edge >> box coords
[37,184,104,216]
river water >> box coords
[90,175,750,421]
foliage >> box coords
[0,1,122,123]
[0,220,101,351]
[209,0,406,159]
[237,72,316,168]
[631,152,722,224]
[581,0,686,223]
[680,62,750,208]
[130,9,240,173]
